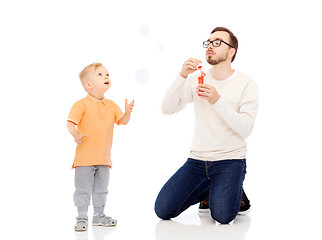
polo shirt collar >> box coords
[86,94,108,105]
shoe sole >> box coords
[75,229,87,232]
[198,208,251,215]
[198,209,210,213]
[92,223,117,227]
[237,208,251,215]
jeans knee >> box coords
[210,211,235,224]
[154,204,171,220]
[155,197,181,220]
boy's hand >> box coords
[67,121,88,144]
[118,99,134,125]
[125,99,134,113]
[74,133,88,144]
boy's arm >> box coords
[67,121,88,144]
[118,99,134,125]
[118,112,131,125]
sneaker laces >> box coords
[240,198,245,206]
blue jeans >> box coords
[154,158,246,224]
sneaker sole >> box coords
[75,229,87,232]
[198,209,210,213]
[92,223,117,227]
[238,208,251,215]
[198,208,251,215]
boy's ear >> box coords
[85,82,93,90]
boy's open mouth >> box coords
[104,81,110,85]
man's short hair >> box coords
[211,27,238,62]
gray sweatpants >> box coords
[74,165,110,216]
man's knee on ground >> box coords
[155,199,180,220]
[210,210,236,224]
[154,204,172,220]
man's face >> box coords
[206,31,232,65]
[87,66,111,92]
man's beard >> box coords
[206,52,228,65]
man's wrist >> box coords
[179,72,188,78]
[210,95,221,105]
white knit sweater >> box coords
[162,69,259,161]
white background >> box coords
[1,0,322,239]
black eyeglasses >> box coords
[203,39,233,48]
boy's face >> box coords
[86,66,111,92]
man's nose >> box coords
[207,45,214,52]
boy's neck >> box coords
[88,92,105,101]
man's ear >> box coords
[228,48,236,59]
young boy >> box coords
[67,63,134,231]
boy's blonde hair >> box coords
[79,63,103,83]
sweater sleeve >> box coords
[212,80,259,139]
[161,74,194,114]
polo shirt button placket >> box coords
[98,101,105,119]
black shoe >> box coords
[238,189,251,215]
[198,188,251,214]
[198,200,210,213]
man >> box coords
[154,27,258,224]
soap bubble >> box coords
[158,44,165,51]
[139,25,150,37]
[135,69,149,83]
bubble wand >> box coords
[197,65,206,84]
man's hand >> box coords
[180,58,202,78]
[196,84,220,104]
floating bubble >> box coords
[158,44,165,51]
[135,69,149,83]
[139,25,150,36]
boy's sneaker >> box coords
[75,216,88,231]
[92,213,117,227]
[198,189,251,214]
[238,189,251,215]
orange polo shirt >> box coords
[68,94,124,168]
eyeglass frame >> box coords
[203,39,234,48]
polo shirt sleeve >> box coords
[112,101,124,125]
[67,100,85,125]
